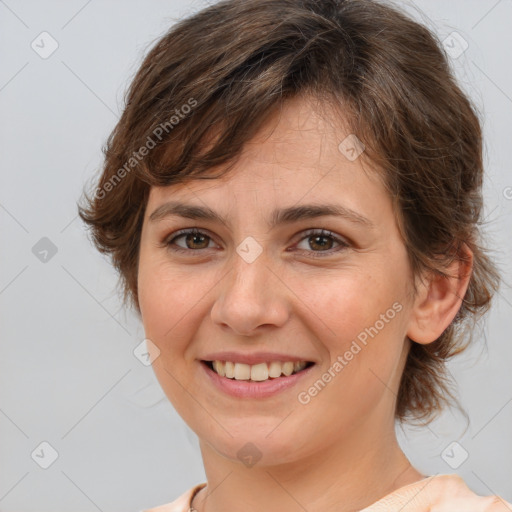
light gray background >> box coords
[1,1,511,511]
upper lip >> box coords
[200,352,315,365]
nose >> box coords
[210,250,290,336]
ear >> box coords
[406,243,473,345]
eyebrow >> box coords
[149,201,375,229]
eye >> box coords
[163,228,350,257]
[165,228,217,253]
[293,229,349,258]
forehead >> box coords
[146,95,391,222]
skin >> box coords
[137,95,472,512]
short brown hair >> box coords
[79,0,500,424]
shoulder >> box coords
[361,474,512,511]
[141,482,207,512]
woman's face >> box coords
[137,96,418,466]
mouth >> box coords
[201,360,315,382]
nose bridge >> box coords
[224,246,272,309]
[231,246,268,294]
[211,245,288,334]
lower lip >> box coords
[200,361,315,399]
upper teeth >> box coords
[211,361,308,381]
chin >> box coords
[200,425,309,468]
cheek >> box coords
[137,259,216,356]
[138,254,177,338]
[299,276,407,428]
[299,269,407,385]
[139,279,181,336]
[294,267,401,342]
[137,261,208,410]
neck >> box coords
[194,416,423,512]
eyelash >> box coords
[163,228,350,258]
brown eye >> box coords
[308,234,334,251]
[295,229,349,257]
[164,227,349,258]
[166,228,216,252]
[181,232,210,249]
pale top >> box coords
[142,474,512,511]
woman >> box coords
[79,0,511,510]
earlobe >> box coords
[406,244,473,345]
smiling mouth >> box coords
[201,360,315,382]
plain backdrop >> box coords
[1,1,511,510]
